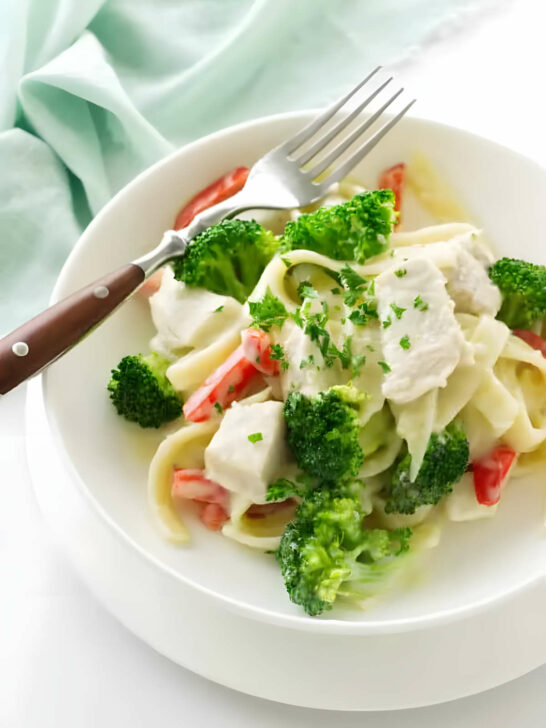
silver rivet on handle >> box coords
[12,342,29,357]
[94,286,109,299]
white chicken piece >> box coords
[444,233,501,317]
[375,256,469,404]
[386,231,501,317]
[149,267,245,357]
[204,401,289,504]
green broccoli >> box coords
[108,353,182,428]
[489,257,546,329]
[358,405,395,458]
[283,385,365,483]
[276,484,411,616]
[281,190,396,263]
[172,219,279,303]
[385,422,469,514]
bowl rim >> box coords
[44,109,546,636]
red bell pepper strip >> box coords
[183,329,279,422]
[378,162,406,227]
[138,269,164,297]
[182,345,259,422]
[200,503,230,531]
[473,446,517,506]
[241,328,279,376]
[512,329,546,358]
[172,468,229,507]
[171,468,229,531]
[174,166,250,230]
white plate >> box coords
[26,112,546,710]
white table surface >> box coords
[2,0,545,724]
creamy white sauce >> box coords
[444,472,498,521]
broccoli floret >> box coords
[172,219,279,303]
[385,422,469,514]
[358,405,395,458]
[108,353,182,428]
[281,190,396,263]
[276,484,411,615]
[283,386,365,483]
[489,257,546,329]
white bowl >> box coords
[26,112,546,710]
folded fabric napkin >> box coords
[0,0,497,331]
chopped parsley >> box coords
[413,295,429,312]
[330,336,366,375]
[382,315,392,329]
[340,264,367,306]
[351,353,367,377]
[336,337,353,370]
[214,402,224,414]
[291,308,304,328]
[270,343,288,370]
[339,265,379,325]
[344,289,364,307]
[291,282,375,371]
[305,315,331,360]
[395,268,407,278]
[213,305,224,313]
[281,257,292,268]
[295,300,343,368]
[339,264,366,290]
[228,385,235,393]
[378,361,391,373]
[299,355,315,369]
[390,302,406,320]
[298,281,318,300]
[249,289,289,331]
[400,335,411,350]
[348,301,379,326]
[330,287,341,295]
[248,432,263,444]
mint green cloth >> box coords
[1,0,493,331]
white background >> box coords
[2,0,545,724]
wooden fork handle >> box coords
[0,264,145,395]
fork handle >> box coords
[0,188,265,396]
[0,263,145,395]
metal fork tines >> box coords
[270,66,416,196]
[172,66,415,236]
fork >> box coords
[0,67,415,394]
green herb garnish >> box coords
[249,289,289,332]
[390,303,406,320]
